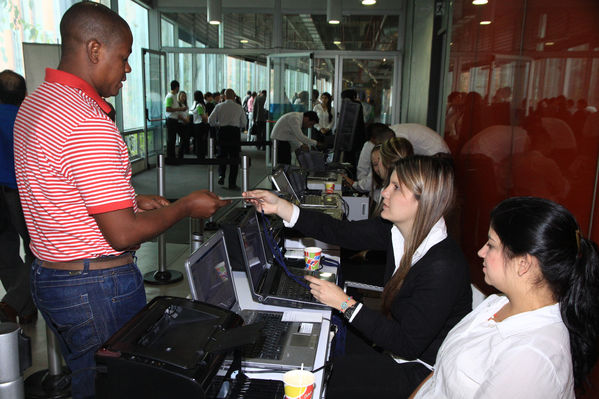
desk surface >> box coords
[231,262,337,399]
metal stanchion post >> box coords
[205,139,219,231]
[208,137,215,194]
[272,139,278,170]
[241,155,251,207]
[0,323,26,399]
[190,217,204,254]
[144,154,183,284]
[24,326,70,398]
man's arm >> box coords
[93,190,228,250]
[208,106,219,126]
[292,123,317,146]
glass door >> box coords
[266,53,314,165]
[337,54,401,125]
[142,49,167,167]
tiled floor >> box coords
[1,145,271,395]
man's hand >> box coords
[184,190,229,218]
[136,194,169,212]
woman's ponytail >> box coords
[560,237,599,389]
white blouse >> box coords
[313,103,334,131]
[414,295,574,399]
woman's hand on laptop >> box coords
[305,275,357,311]
[243,190,294,222]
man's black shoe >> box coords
[218,177,225,185]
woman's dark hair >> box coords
[193,90,204,105]
[321,92,332,123]
[490,197,599,390]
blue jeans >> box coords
[31,257,147,399]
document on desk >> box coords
[282,311,323,323]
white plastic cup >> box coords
[303,247,322,271]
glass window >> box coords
[118,0,148,131]
[283,15,399,51]
[0,0,109,75]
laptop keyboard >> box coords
[302,195,323,205]
[244,313,289,360]
[276,271,314,302]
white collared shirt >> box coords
[414,295,574,399]
[270,112,317,147]
[207,99,246,128]
[390,218,447,273]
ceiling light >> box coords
[240,39,249,44]
[472,0,488,4]
[207,0,221,25]
[327,0,342,25]
[362,0,376,5]
[545,41,555,46]
[333,40,341,45]
[479,20,491,25]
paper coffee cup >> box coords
[283,369,315,399]
[324,182,335,194]
[304,247,322,271]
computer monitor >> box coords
[332,100,362,162]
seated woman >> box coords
[411,197,599,398]
[245,156,472,399]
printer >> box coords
[95,296,279,399]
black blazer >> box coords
[293,209,472,366]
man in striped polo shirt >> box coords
[13,3,227,398]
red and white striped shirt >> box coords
[14,68,137,262]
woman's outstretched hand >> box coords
[243,189,295,222]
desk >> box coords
[307,174,342,193]
[231,261,338,399]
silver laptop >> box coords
[184,230,321,371]
[238,209,336,310]
[270,168,338,209]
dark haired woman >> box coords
[245,156,472,398]
[190,90,209,158]
[411,197,599,398]
[313,92,334,141]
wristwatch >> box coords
[343,303,359,321]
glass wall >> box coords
[118,0,148,132]
[444,0,599,296]
[0,0,109,74]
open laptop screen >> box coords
[186,232,236,310]
[238,209,269,293]
[271,168,300,202]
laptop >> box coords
[297,151,337,180]
[270,167,338,209]
[238,209,336,310]
[184,230,322,371]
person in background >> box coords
[411,197,599,399]
[244,155,471,399]
[208,88,246,190]
[176,90,191,158]
[342,123,395,193]
[13,4,228,397]
[313,92,334,142]
[0,69,37,325]
[190,90,208,158]
[204,91,215,116]
[270,111,320,165]
[164,79,187,164]
[253,90,268,150]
